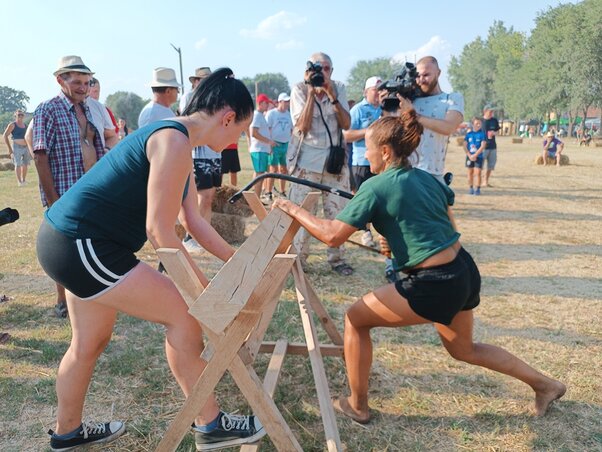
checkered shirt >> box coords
[32,91,105,206]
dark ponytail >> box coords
[182,67,253,123]
[368,110,423,168]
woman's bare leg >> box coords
[435,310,566,415]
[55,295,117,434]
[341,284,430,421]
[56,262,221,435]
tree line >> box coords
[448,0,602,134]
[3,1,599,135]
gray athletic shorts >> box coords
[482,148,497,170]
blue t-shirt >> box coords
[465,130,486,159]
[543,137,562,155]
[336,166,459,270]
[349,99,381,166]
[45,120,190,252]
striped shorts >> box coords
[37,220,139,300]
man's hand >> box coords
[379,235,391,258]
[272,198,295,215]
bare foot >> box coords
[332,396,370,424]
[535,380,566,416]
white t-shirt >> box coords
[412,92,464,176]
[86,97,113,148]
[138,101,175,128]
[266,108,293,143]
[249,110,271,153]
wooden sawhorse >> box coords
[155,192,344,451]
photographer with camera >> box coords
[384,56,464,183]
[289,52,354,276]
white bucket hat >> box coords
[53,55,94,76]
[150,67,181,88]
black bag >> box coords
[326,142,346,175]
[315,100,345,175]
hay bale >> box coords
[211,212,246,244]
[0,160,15,171]
[512,138,523,144]
[534,154,570,166]
[212,185,254,217]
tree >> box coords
[105,91,147,130]
[448,37,495,119]
[346,58,402,102]
[241,73,290,101]
[0,86,29,114]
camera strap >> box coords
[314,99,342,148]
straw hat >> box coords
[53,55,94,76]
[189,67,212,83]
[150,67,181,88]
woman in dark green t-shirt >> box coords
[273,110,565,424]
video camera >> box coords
[0,208,19,227]
[305,61,325,88]
[378,62,421,112]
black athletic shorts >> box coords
[395,247,481,325]
[221,148,241,173]
[193,158,222,190]
[351,165,375,190]
[37,220,139,300]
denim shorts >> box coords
[12,143,31,166]
[395,247,481,325]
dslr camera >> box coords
[378,62,421,112]
[305,61,325,88]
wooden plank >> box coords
[292,259,342,452]
[190,209,299,332]
[155,310,262,451]
[156,256,295,452]
[242,191,267,220]
[258,342,343,357]
[155,248,205,306]
[239,339,291,452]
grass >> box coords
[1,137,601,451]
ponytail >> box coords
[368,110,423,168]
[182,67,253,122]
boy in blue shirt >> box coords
[463,117,486,195]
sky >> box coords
[1,0,575,110]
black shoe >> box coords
[49,421,126,451]
[193,411,265,451]
[54,301,68,318]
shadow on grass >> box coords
[349,401,601,451]
[481,275,602,300]
[463,242,602,262]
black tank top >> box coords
[11,122,26,140]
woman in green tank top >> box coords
[273,109,565,424]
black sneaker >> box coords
[49,420,126,451]
[54,301,68,318]
[193,411,265,451]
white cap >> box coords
[277,92,290,102]
[364,76,382,90]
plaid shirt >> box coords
[32,91,105,206]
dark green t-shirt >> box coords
[45,120,189,252]
[336,166,460,270]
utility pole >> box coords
[170,43,184,94]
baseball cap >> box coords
[278,92,290,102]
[256,93,271,104]
[365,76,382,90]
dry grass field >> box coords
[0,136,601,451]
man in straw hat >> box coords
[179,66,211,114]
[31,55,107,318]
[542,130,564,166]
[138,67,180,127]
